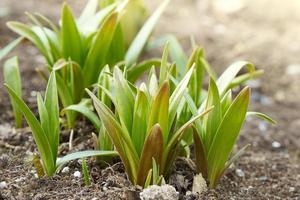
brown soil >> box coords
[0,0,300,199]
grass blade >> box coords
[56,150,118,168]
[247,111,276,124]
[137,124,163,186]
[207,87,250,188]
[61,3,83,65]
[3,56,22,128]
[125,0,170,66]
[148,81,169,145]
[0,37,23,61]
[63,104,101,131]
[4,84,55,176]
[83,12,118,86]
[132,90,149,155]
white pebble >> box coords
[192,174,207,194]
[286,64,300,76]
[289,187,295,192]
[0,181,7,189]
[73,171,81,178]
[235,169,245,177]
[258,121,268,132]
[272,141,281,149]
[62,167,70,173]
[140,184,179,200]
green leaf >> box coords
[125,0,170,66]
[127,59,161,83]
[106,24,125,66]
[159,43,169,86]
[56,74,76,128]
[61,3,83,65]
[63,104,101,131]
[80,2,118,35]
[56,150,118,168]
[137,124,163,186]
[86,89,138,183]
[4,84,55,176]
[36,93,50,142]
[83,12,118,86]
[3,56,22,128]
[0,37,23,61]
[44,72,59,162]
[207,87,250,188]
[148,81,169,145]
[113,67,135,133]
[192,126,208,178]
[216,61,255,96]
[78,0,99,25]
[247,111,276,124]
[132,90,149,156]
[203,78,222,149]
[69,61,84,103]
[220,90,232,116]
[149,35,187,76]
[81,159,91,186]
[169,66,194,129]
[7,22,51,63]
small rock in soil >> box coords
[140,184,179,200]
[258,176,268,181]
[289,187,295,192]
[258,121,268,132]
[0,181,7,189]
[192,173,207,195]
[62,167,70,173]
[235,169,245,177]
[272,141,282,149]
[286,64,300,76]
[73,171,81,178]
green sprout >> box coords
[4,71,117,176]
[86,66,212,187]
[3,0,170,128]
[3,56,23,128]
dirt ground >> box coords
[0,0,299,199]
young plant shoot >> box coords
[3,56,23,128]
[4,72,118,176]
[86,66,212,187]
[4,0,170,128]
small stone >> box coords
[286,64,300,76]
[258,176,268,181]
[192,174,207,195]
[73,171,81,178]
[235,169,245,177]
[0,181,7,189]
[272,141,281,149]
[258,121,268,132]
[62,167,70,173]
[103,186,108,191]
[289,187,295,192]
[140,185,179,200]
[34,174,39,178]
[30,91,38,97]
[275,91,285,101]
[15,177,25,183]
